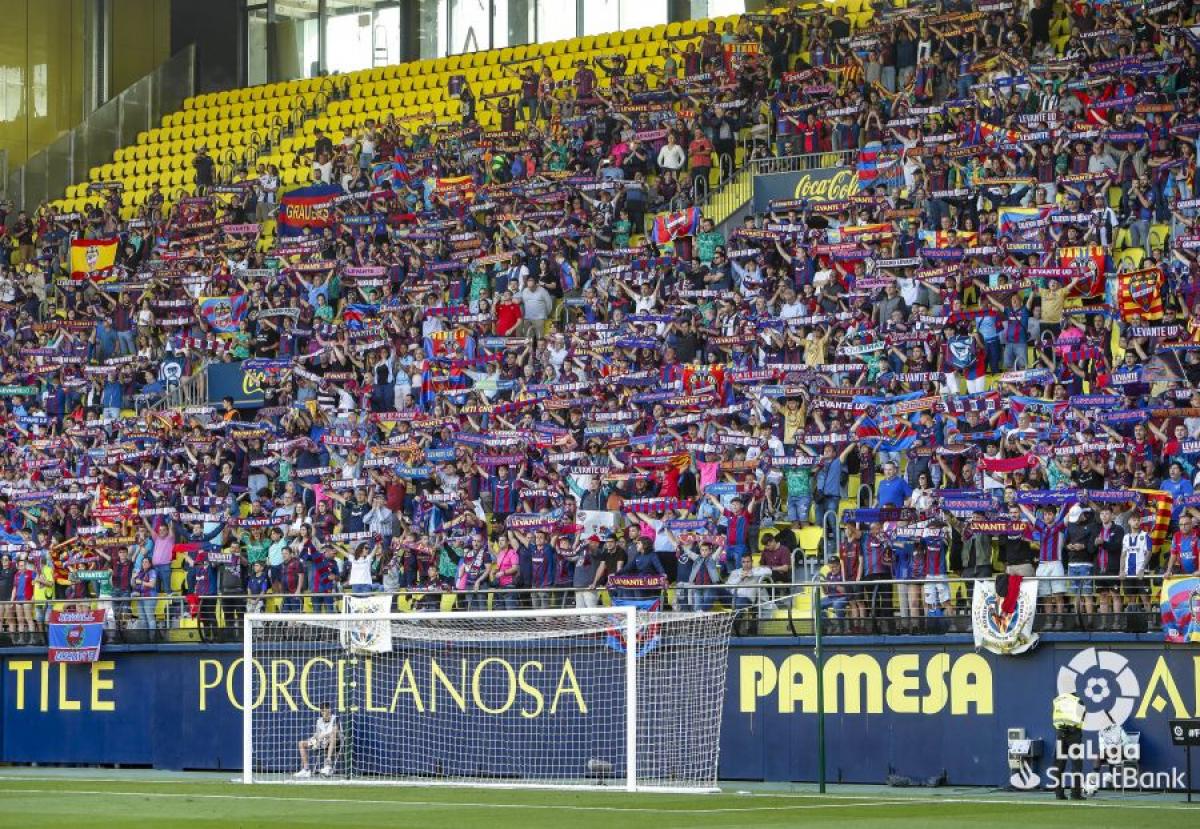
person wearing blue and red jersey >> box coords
[913,536,950,620]
[10,555,37,644]
[310,546,342,612]
[838,523,865,631]
[130,555,158,634]
[1021,502,1069,626]
[705,491,757,570]
[185,546,218,642]
[862,521,894,633]
[485,463,522,522]
[281,545,306,613]
[1167,514,1200,577]
[516,528,556,608]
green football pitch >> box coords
[0,771,1194,828]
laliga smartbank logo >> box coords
[1009,648,1187,793]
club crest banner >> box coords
[972,579,1040,655]
[339,594,394,653]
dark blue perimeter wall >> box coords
[1,636,1197,786]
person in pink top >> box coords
[144,516,177,595]
[491,532,521,610]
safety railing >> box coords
[145,360,211,413]
[0,574,1166,647]
[749,148,856,178]
[695,147,858,229]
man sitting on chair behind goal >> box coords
[295,703,339,778]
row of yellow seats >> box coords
[112,136,258,177]
[344,55,664,120]
[772,0,875,14]
[345,13,734,86]
[169,96,298,127]
[183,76,330,109]
[281,166,312,187]
[162,109,292,137]
[134,116,281,153]
[349,42,670,101]
[53,183,198,217]
[114,125,261,165]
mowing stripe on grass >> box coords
[0,788,918,815]
[0,779,1193,814]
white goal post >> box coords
[242,606,734,792]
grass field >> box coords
[0,771,1194,829]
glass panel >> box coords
[705,0,746,16]
[118,76,151,149]
[326,9,376,74]
[619,0,667,30]
[505,0,533,46]
[22,150,48,208]
[81,98,120,178]
[153,46,195,125]
[536,0,575,42]
[373,6,401,66]
[247,7,269,86]
[582,0,618,36]
[450,0,489,54]
[272,0,322,79]
[492,0,508,49]
[437,0,450,57]
[417,0,443,60]
[44,131,73,206]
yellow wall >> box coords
[0,0,170,170]
[0,0,87,169]
[110,0,171,95]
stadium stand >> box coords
[0,0,1198,649]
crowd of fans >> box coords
[0,0,1199,644]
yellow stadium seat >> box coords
[1148,224,1170,252]
[1119,248,1145,270]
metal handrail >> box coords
[0,574,1162,609]
[146,360,211,412]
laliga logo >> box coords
[1056,648,1140,732]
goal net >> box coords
[242,607,734,792]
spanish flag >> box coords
[69,238,119,281]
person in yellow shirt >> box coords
[1051,690,1086,800]
[34,555,56,630]
[803,328,830,367]
[1037,275,1081,337]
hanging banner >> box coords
[277,183,341,237]
[46,609,106,663]
[206,361,266,408]
[1118,267,1165,321]
[339,594,394,654]
[972,578,1040,656]
[1161,576,1200,643]
[69,238,120,282]
[752,166,861,213]
[198,294,248,334]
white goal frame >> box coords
[243,607,667,791]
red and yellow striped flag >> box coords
[1135,489,1173,558]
